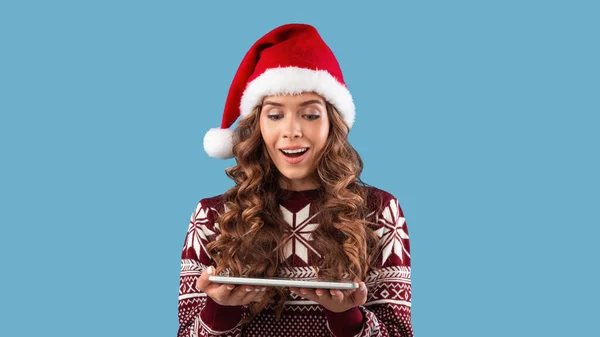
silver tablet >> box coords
[208,276,359,290]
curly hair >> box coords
[206,100,380,319]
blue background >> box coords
[1,0,598,336]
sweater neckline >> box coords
[281,188,321,202]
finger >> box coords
[330,289,344,302]
[352,282,368,306]
[217,283,236,293]
[289,287,301,299]
[252,288,267,303]
[207,283,236,303]
[252,286,270,303]
[196,266,215,292]
[341,288,358,297]
[230,285,256,303]
[289,287,306,298]
[314,288,329,299]
[297,288,320,301]
[242,287,266,304]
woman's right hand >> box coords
[196,266,267,306]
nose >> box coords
[282,115,302,139]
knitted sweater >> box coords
[177,187,413,337]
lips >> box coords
[279,148,310,164]
[281,148,309,156]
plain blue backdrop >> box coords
[1,0,598,336]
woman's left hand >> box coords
[289,282,368,313]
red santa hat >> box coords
[203,23,355,159]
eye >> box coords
[267,114,283,121]
[303,114,320,121]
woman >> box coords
[178,24,413,337]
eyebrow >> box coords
[262,99,325,108]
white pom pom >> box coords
[203,128,235,159]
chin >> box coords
[279,171,310,180]
[275,166,314,181]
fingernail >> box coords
[300,289,307,294]
[360,284,367,291]
[255,288,261,292]
[261,287,266,292]
[316,291,323,297]
[245,288,252,292]
[227,285,235,290]
[207,266,213,275]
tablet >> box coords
[208,276,359,290]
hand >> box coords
[196,266,267,306]
[289,282,368,313]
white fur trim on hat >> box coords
[240,67,355,128]
[203,127,235,159]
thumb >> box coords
[196,266,215,292]
[352,282,368,306]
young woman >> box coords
[178,24,413,337]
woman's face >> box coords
[259,92,330,191]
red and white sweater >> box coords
[178,187,413,337]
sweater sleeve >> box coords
[327,196,414,337]
[177,199,246,337]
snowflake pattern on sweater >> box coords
[178,187,413,337]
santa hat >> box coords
[203,23,355,159]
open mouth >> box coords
[280,148,309,158]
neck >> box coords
[279,176,319,191]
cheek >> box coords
[259,125,279,153]
[316,121,330,147]
[259,120,270,144]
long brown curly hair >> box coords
[206,99,380,319]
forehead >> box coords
[262,92,326,105]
